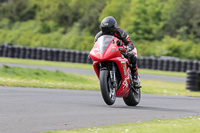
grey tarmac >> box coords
[0,87,199,133]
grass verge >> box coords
[139,69,186,77]
[0,57,93,69]
[0,65,199,97]
[141,79,200,97]
[0,65,99,90]
[44,116,200,133]
[0,57,186,77]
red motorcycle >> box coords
[89,35,141,106]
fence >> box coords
[1,43,200,72]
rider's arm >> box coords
[115,28,135,51]
[94,31,103,42]
[122,37,134,52]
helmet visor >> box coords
[102,27,116,35]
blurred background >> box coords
[1,1,200,132]
[0,0,200,60]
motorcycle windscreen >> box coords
[98,35,114,54]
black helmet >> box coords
[101,16,117,35]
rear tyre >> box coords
[123,87,141,106]
[100,70,116,105]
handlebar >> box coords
[118,45,129,53]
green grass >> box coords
[0,65,99,90]
[45,116,200,133]
[141,79,200,97]
[0,57,186,77]
[0,57,93,69]
[139,69,186,77]
[0,65,200,97]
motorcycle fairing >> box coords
[90,35,130,97]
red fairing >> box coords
[89,35,131,97]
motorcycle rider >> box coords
[94,16,141,88]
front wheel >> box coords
[100,70,116,105]
[123,87,141,106]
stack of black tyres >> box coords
[138,57,146,69]
[186,70,200,91]
[0,44,3,57]
[152,58,158,70]
[169,60,175,71]
[192,61,199,71]
[174,60,181,72]
[157,59,164,71]
[2,43,200,68]
[181,60,187,72]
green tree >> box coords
[121,0,167,41]
[30,0,71,26]
[163,0,200,42]
[79,0,107,34]
[99,0,129,26]
[0,0,35,22]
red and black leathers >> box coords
[95,28,134,48]
[94,27,138,76]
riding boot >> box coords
[131,66,141,88]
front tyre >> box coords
[123,87,141,106]
[100,70,116,105]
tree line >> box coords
[0,0,200,60]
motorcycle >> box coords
[89,35,141,106]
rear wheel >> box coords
[123,87,141,106]
[100,70,116,105]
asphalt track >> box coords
[0,87,200,133]
[0,62,186,83]
[0,62,196,133]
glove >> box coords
[119,46,132,54]
[119,47,127,53]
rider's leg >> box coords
[127,48,141,88]
[131,63,141,88]
[127,51,141,88]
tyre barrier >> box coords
[0,43,200,69]
[169,60,175,71]
[186,70,200,91]
[163,60,170,71]
[192,61,200,71]
[146,58,153,69]
[137,57,146,69]
[157,59,164,71]
[181,60,187,72]
[186,60,193,71]
[69,50,76,63]
[41,48,48,60]
[174,60,181,72]
[30,48,37,59]
[0,44,4,56]
[152,58,158,70]
[14,46,21,58]
[25,47,31,59]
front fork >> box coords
[110,62,116,83]
[110,62,117,90]
[99,62,117,89]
